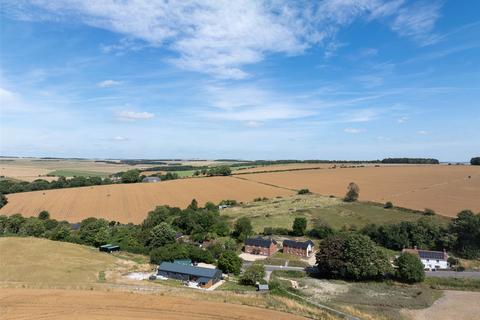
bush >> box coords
[343,182,359,202]
[292,217,307,236]
[395,252,425,283]
[38,210,50,220]
[384,201,393,209]
[217,250,242,275]
[471,157,480,165]
[298,189,310,195]
[232,217,253,241]
[424,208,436,216]
[0,193,7,209]
[308,223,334,239]
[240,264,265,285]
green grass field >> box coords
[48,169,112,178]
[222,194,448,233]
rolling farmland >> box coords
[0,176,294,223]
[239,165,480,217]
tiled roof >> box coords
[402,248,447,260]
[283,239,314,250]
[245,237,277,248]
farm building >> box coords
[157,262,222,288]
[244,237,278,256]
[99,244,120,253]
[402,247,449,271]
[142,176,161,183]
[282,239,314,257]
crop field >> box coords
[233,163,335,174]
[0,237,140,285]
[0,176,294,223]
[0,288,307,320]
[223,195,448,232]
[239,165,480,217]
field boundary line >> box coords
[230,176,300,192]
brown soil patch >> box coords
[0,176,294,223]
[402,290,480,320]
[240,165,480,217]
[0,288,306,320]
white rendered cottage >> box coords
[402,247,449,271]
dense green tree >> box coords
[292,217,307,236]
[150,243,189,264]
[233,217,253,241]
[47,223,72,241]
[121,169,141,183]
[94,227,110,247]
[240,264,265,285]
[148,222,177,248]
[395,252,425,283]
[343,182,360,202]
[450,210,480,258]
[5,214,26,234]
[316,233,391,280]
[78,217,109,246]
[188,199,198,210]
[309,223,335,239]
[19,217,46,237]
[0,215,8,234]
[38,210,50,220]
[218,251,242,275]
[207,166,231,176]
[188,245,214,263]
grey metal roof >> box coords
[158,262,220,278]
[245,237,277,248]
[283,239,314,250]
[418,250,446,260]
[143,176,161,182]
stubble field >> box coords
[239,165,480,217]
[0,176,294,223]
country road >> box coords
[425,271,480,279]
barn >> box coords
[157,262,222,288]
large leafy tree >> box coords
[240,264,265,285]
[344,182,360,202]
[450,210,480,258]
[292,217,307,236]
[395,252,425,283]
[316,233,391,280]
[217,250,242,275]
[148,222,177,248]
[233,217,253,241]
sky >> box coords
[0,0,479,161]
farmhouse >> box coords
[157,262,222,288]
[402,247,449,271]
[282,239,314,257]
[244,237,278,256]
[142,176,161,183]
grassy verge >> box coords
[424,277,480,291]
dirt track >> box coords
[0,288,306,320]
[402,290,480,320]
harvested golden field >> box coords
[240,165,480,217]
[234,163,334,173]
[0,288,307,320]
[0,237,134,285]
[0,176,294,223]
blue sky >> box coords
[0,1,479,161]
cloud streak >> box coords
[4,0,443,79]
[116,110,154,121]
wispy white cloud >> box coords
[397,116,408,123]
[97,79,122,88]
[112,136,128,141]
[116,110,154,121]
[417,130,430,135]
[4,0,444,79]
[344,128,366,134]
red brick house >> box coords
[282,239,314,257]
[245,237,278,256]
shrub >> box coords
[395,252,425,283]
[240,264,265,285]
[38,210,50,220]
[384,201,393,209]
[343,182,359,202]
[298,188,310,195]
[471,157,480,165]
[292,217,307,236]
[232,217,253,241]
[424,208,436,216]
